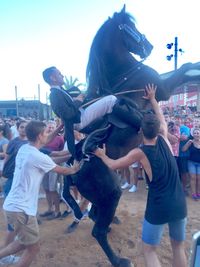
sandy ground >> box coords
[0,179,199,267]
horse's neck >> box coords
[105,52,139,84]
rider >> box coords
[43,66,142,157]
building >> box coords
[0,99,52,120]
[159,81,200,112]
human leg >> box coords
[195,163,200,197]
[170,239,187,267]
[0,239,24,259]
[47,191,61,217]
[16,242,40,267]
[2,228,16,248]
[76,95,117,130]
[45,190,53,211]
[128,163,139,192]
[0,240,40,267]
[189,173,197,199]
[179,158,189,193]
[120,167,131,189]
[1,211,40,266]
[46,171,61,219]
[40,174,54,216]
[169,218,187,267]
[142,218,164,267]
[142,243,161,267]
[188,161,198,199]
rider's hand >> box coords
[142,83,157,101]
[73,94,85,102]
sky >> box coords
[0,0,199,103]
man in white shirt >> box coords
[0,120,79,267]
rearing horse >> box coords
[75,6,200,267]
[86,5,200,109]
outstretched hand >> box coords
[142,83,157,101]
[70,160,80,174]
[93,144,106,158]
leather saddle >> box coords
[79,97,143,155]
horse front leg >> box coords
[159,62,198,101]
[91,190,133,267]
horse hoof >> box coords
[65,221,79,234]
[112,216,121,225]
[117,258,134,267]
[107,226,112,233]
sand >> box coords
[0,180,198,267]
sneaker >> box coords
[121,182,130,189]
[39,211,54,217]
[46,212,61,220]
[65,221,79,234]
[129,185,137,193]
[112,216,121,225]
[0,255,20,265]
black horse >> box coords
[86,5,200,107]
[74,6,200,267]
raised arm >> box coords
[182,139,193,152]
[46,123,63,144]
[94,145,142,170]
[143,84,168,138]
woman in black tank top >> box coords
[182,127,200,200]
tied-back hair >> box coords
[42,66,56,84]
[141,113,160,139]
[25,120,46,142]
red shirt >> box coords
[45,135,64,151]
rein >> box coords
[81,88,145,108]
[111,59,145,93]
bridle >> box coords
[110,60,145,93]
[118,23,148,57]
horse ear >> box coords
[121,4,126,13]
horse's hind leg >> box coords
[91,190,133,267]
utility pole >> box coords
[15,85,19,117]
[166,36,183,70]
[38,84,41,101]
[174,36,178,70]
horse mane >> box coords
[86,11,135,99]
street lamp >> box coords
[166,37,183,70]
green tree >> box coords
[63,75,86,91]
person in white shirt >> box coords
[0,120,79,267]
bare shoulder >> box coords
[128,147,144,161]
[159,134,173,152]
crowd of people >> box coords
[0,68,199,266]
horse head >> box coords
[114,5,153,59]
[86,6,153,99]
